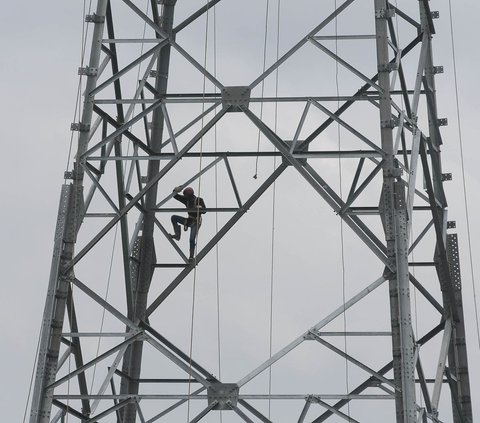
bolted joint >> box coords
[386,256,398,271]
[207,383,239,410]
[383,167,402,178]
[381,118,398,129]
[54,291,68,301]
[51,319,64,330]
[437,118,448,127]
[46,350,60,360]
[221,86,251,112]
[431,11,440,19]
[71,122,90,132]
[285,141,308,166]
[394,180,406,209]
[65,167,82,181]
[375,8,395,19]
[149,70,168,79]
[433,65,444,74]
[309,396,326,405]
[383,267,395,279]
[85,13,105,24]
[78,66,98,77]
[447,221,456,229]
[378,62,398,73]
[441,173,452,181]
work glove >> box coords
[173,186,182,193]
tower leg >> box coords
[375,1,417,421]
[29,1,109,420]
[119,1,177,422]
[417,1,473,420]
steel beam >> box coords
[311,324,444,422]
[30,2,475,422]
[237,276,386,388]
[29,3,109,421]
[374,1,416,421]
[146,164,288,315]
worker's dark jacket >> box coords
[173,194,206,226]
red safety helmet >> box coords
[183,187,194,197]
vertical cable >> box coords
[253,0,271,179]
[212,5,223,423]
[22,325,42,423]
[187,1,211,420]
[65,0,94,176]
[447,0,480,348]
[267,3,281,418]
[89,224,119,394]
[333,1,351,419]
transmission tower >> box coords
[29,0,474,422]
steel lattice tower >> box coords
[29,1,474,422]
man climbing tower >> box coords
[170,186,206,261]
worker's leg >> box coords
[188,223,198,260]
[170,215,185,240]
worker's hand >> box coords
[173,186,182,193]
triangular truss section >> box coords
[29,1,474,423]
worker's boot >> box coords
[189,248,195,262]
[170,226,181,241]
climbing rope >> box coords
[333,1,351,419]
[22,323,42,423]
[186,1,211,420]
[89,225,119,395]
[267,2,281,418]
[212,5,224,423]
[253,0,271,179]
[447,0,480,349]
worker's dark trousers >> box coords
[171,215,199,251]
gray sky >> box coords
[1,1,479,421]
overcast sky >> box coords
[1,1,479,422]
